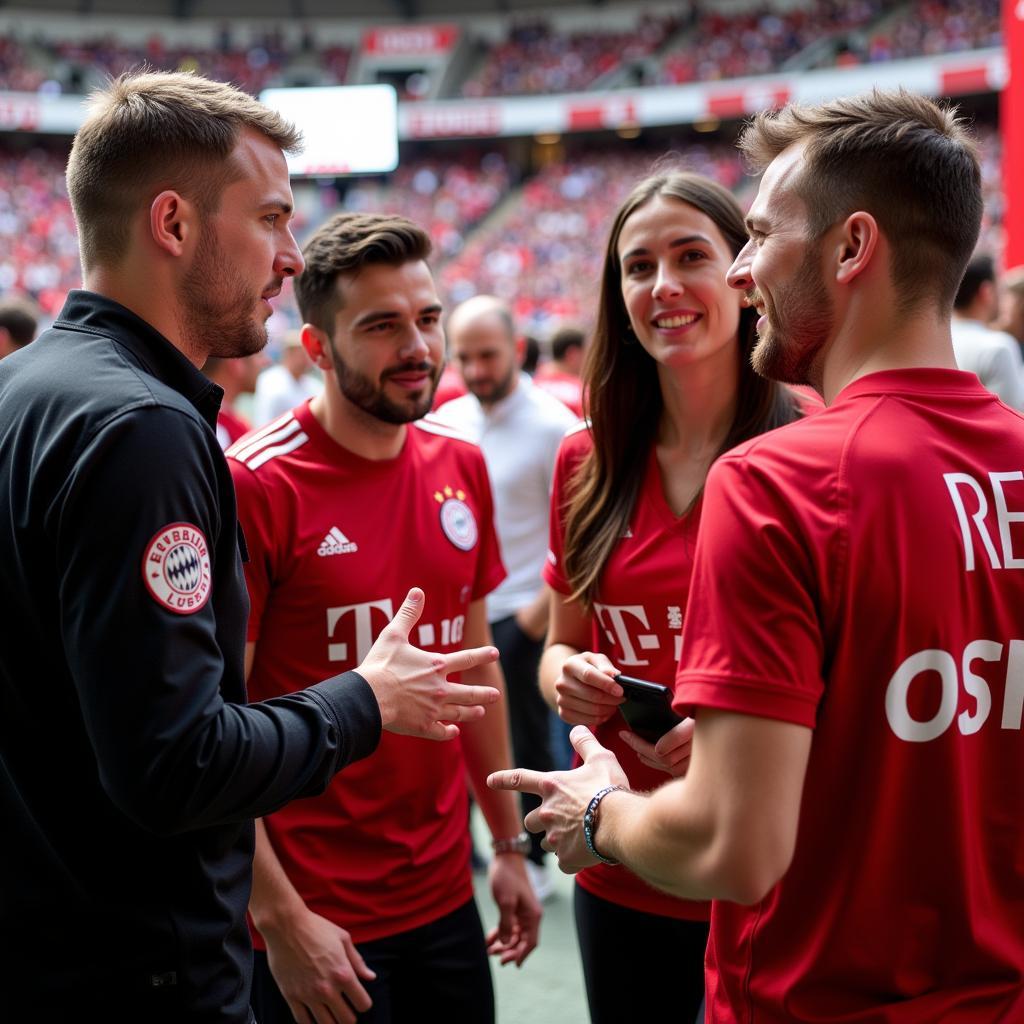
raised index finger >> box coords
[444,644,499,675]
[487,767,546,795]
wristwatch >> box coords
[491,831,531,855]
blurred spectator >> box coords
[998,266,1024,355]
[951,254,1023,407]
[463,15,677,98]
[534,325,585,417]
[658,0,885,84]
[0,295,41,359]
[0,30,350,96]
[864,0,1000,64]
[252,331,322,426]
[203,352,269,448]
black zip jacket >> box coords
[0,291,382,1021]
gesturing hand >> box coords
[357,588,501,741]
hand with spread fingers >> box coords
[488,725,632,873]
[619,718,696,777]
[553,651,625,729]
[356,588,501,740]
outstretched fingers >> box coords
[487,766,546,796]
[444,644,500,676]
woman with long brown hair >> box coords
[540,169,807,1021]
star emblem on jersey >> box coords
[318,527,358,557]
[142,522,212,615]
[434,485,478,552]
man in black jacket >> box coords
[0,71,500,1022]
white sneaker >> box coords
[525,859,554,902]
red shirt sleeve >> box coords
[674,450,825,728]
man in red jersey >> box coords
[491,90,1024,1022]
[229,212,540,1024]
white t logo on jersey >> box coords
[327,599,395,665]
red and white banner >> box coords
[363,24,459,58]
[1002,0,1024,267]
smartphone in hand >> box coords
[616,674,683,743]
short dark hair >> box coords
[0,297,39,347]
[66,70,302,273]
[738,89,982,314]
[954,253,996,310]
[295,212,433,331]
[550,326,585,362]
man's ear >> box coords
[301,324,333,372]
[514,335,526,367]
[149,190,196,258]
[834,211,880,287]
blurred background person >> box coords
[534,325,585,417]
[0,296,40,359]
[252,328,322,425]
[951,253,1023,407]
[438,294,577,901]
[998,265,1024,358]
[540,170,806,1024]
[203,352,269,449]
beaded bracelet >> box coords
[583,785,626,865]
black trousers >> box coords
[491,613,554,865]
[251,898,493,1024]
[574,883,709,1024]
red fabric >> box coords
[216,405,251,446]
[676,369,1024,1022]
[545,424,709,922]
[534,367,585,418]
[229,402,506,944]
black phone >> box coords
[616,674,683,743]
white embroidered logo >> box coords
[317,527,358,557]
[142,522,212,615]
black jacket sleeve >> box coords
[53,405,381,835]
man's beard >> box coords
[467,364,517,407]
[328,338,440,425]
[750,243,834,387]
[179,226,270,359]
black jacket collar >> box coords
[54,290,223,426]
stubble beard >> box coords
[179,226,269,360]
[329,338,440,425]
[467,364,517,408]
[750,244,833,387]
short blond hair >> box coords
[66,70,302,272]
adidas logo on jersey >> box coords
[317,527,358,557]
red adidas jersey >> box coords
[675,369,1024,1022]
[228,401,505,944]
[545,423,709,922]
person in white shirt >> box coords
[951,254,1023,407]
[252,329,322,425]
[437,295,578,899]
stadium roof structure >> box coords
[11,0,596,19]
